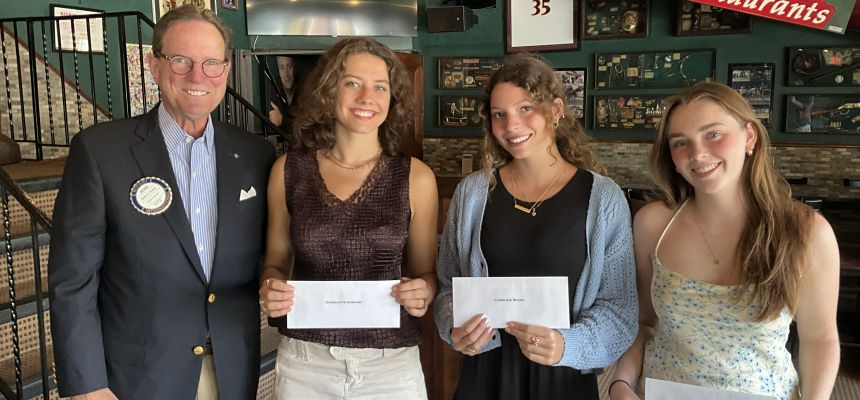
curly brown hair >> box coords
[479,54,601,181]
[291,37,415,156]
[651,82,815,322]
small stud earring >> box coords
[746,148,754,157]
[553,119,560,129]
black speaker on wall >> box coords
[427,6,478,33]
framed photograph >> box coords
[728,63,775,127]
[555,68,587,121]
[784,94,860,135]
[677,0,752,36]
[50,4,105,53]
[593,95,664,130]
[438,96,482,129]
[507,0,578,53]
[787,46,860,87]
[437,57,504,90]
[126,43,160,117]
[582,0,649,40]
[594,49,715,89]
[156,0,216,21]
[222,0,239,10]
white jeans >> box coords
[273,337,427,400]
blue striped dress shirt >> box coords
[158,105,218,282]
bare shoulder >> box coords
[409,157,437,190]
[271,153,287,174]
[808,212,838,258]
[634,201,675,236]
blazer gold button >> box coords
[193,345,204,355]
[208,293,216,303]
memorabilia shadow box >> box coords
[784,94,860,135]
[438,57,505,90]
[728,63,775,127]
[555,68,587,121]
[594,49,714,89]
[581,0,649,40]
[593,95,664,131]
[676,0,752,36]
[438,96,483,129]
[787,46,860,87]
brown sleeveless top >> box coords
[269,149,421,348]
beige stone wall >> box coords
[424,138,860,200]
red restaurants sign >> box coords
[691,0,857,33]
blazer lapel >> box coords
[211,128,246,283]
[130,109,207,283]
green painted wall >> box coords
[416,2,860,144]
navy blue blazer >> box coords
[48,107,276,399]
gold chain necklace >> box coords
[324,149,382,170]
[691,215,736,265]
[510,164,564,217]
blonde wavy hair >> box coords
[479,54,601,181]
[651,82,814,322]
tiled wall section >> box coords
[423,138,860,200]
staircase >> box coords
[0,10,286,400]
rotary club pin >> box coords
[130,177,172,216]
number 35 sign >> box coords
[506,0,579,53]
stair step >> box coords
[0,311,53,395]
[0,245,49,308]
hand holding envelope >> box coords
[259,278,295,318]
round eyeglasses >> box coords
[158,54,229,78]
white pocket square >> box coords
[239,186,257,201]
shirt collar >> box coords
[158,104,215,154]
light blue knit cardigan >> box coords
[432,169,638,370]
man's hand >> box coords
[70,388,119,400]
[268,102,283,126]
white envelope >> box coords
[645,378,776,400]
[288,280,400,329]
[453,276,570,329]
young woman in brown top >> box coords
[257,37,438,399]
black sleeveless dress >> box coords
[454,168,598,400]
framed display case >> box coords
[555,68,587,121]
[437,57,504,90]
[593,95,664,130]
[126,43,160,117]
[787,46,860,87]
[784,94,860,135]
[506,0,579,52]
[594,49,714,89]
[676,0,751,36]
[728,63,775,127]
[222,0,239,10]
[156,0,216,21]
[582,0,649,40]
[438,96,483,129]
[50,4,105,53]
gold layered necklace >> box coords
[510,164,564,217]
[324,148,382,170]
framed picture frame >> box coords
[555,68,587,121]
[594,49,715,89]
[156,0,216,22]
[593,95,664,131]
[50,4,105,53]
[438,96,482,129]
[437,57,505,90]
[784,94,860,135]
[727,63,775,127]
[126,43,161,117]
[221,0,239,10]
[676,0,752,36]
[506,0,579,53]
[582,0,649,40]
[787,46,860,87]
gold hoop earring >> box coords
[553,119,560,129]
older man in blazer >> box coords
[48,5,275,400]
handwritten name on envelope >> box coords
[453,276,570,328]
